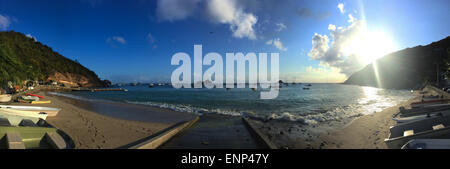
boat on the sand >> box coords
[0,105,60,117]
[21,95,40,102]
[0,109,48,126]
[25,93,44,99]
[399,108,450,118]
[399,103,450,114]
[31,100,51,104]
[0,94,12,103]
[385,116,450,149]
[411,99,450,108]
[393,112,449,123]
[401,139,450,149]
[0,117,75,149]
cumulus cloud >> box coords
[206,0,257,39]
[308,15,368,76]
[107,36,126,45]
[337,3,345,14]
[348,14,356,23]
[0,14,11,30]
[156,0,258,40]
[328,24,336,31]
[266,38,287,51]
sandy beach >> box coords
[11,92,195,149]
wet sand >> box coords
[12,92,195,149]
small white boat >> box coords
[402,139,450,149]
[0,94,12,103]
[21,95,40,101]
[0,109,48,126]
[0,105,60,117]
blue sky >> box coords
[0,0,449,83]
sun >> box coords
[342,28,396,65]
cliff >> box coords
[0,31,107,87]
[344,36,450,89]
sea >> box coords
[49,83,415,126]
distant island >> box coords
[0,31,109,88]
[345,36,450,89]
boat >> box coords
[393,112,448,123]
[0,109,48,126]
[303,87,310,90]
[21,95,40,102]
[0,105,60,117]
[31,100,51,104]
[252,88,257,91]
[0,117,75,149]
[401,139,450,149]
[0,94,12,103]
[411,99,450,108]
[399,103,450,114]
[25,93,44,99]
[399,107,450,118]
[385,116,450,149]
[305,84,312,86]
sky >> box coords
[0,0,449,83]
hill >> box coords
[0,31,107,87]
[344,36,450,89]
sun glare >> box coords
[342,29,396,65]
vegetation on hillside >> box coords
[0,31,105,87]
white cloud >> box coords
[308,15,368,76]
[0,15,11,30]
[156,0,258,40]
[337,3,345,14]
[348,14,356,23]
[266,38,287,51]
[276,23,287,32]
[207,0,257,39]
[26,34,37,42]
[328,24,336,31]
[107,36,126,45]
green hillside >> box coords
[0,31,105,87]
